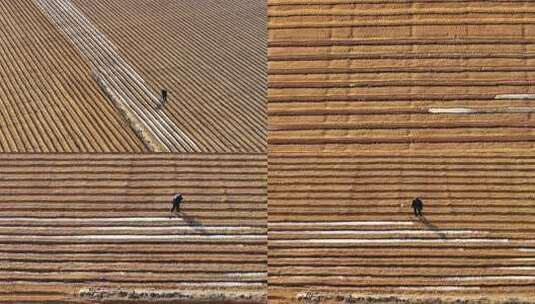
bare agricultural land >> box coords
[72,0,267,153]
[268,0,535,153]
[268,152,535,303]
[267,2,535,301]
[0,0,147,152]
[0,153,267,303]
[0,0,266,153]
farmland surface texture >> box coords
[72,0,267,153]
[0,0,147,153]
[0,153,267,303]
[268,0,535,153]
[269,152,535,303]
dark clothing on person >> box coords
[170,193,182,214]
[161,89,168,104]
[411,198,423,217]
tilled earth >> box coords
[268,152,535,303]
[0,153,267,303]
[268,0,535,153]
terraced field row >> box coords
[72,0,267,153]
[268,0,535,152]
[0,0,146,152]
[268,153,535,303]
[0,153,267,303]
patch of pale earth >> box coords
[429,108,475,114]
[272,238,509,243]
[0,217,186,222]
[429,107,535,114]
[511,258,535,261]
[396,286,481,291]
[170,282,266,287]
[495,94,535,99]
[0,234,267,240]
[444,276,535,281]
[223,272,267,278]
[0,225,259,231]
[270,230,482,235]
[270,221,414,226]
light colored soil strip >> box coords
[33,0,199,152]
[444,276,535,281]
[270,221,414,226]
[519,248,535,252]
[271,238,509,243]
[270,230,482,235]
[395,287,481,291]
[0,217,187,222]
[429,107,535,114]
[0,234,266,240]
[495,94,535,100]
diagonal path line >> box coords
[34,0,200,152]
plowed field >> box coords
[0,153,267,302]
[0,0,147,153]
[72,0,267,153]
[268,152,535,303]
[0,0,266,153]
[268,0,535,153]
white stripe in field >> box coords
[173,282,266,287]
[444,276,535,281]
[33,0,199,152]
[429,107,535,114]
[495,94,535,100]
[519,248,535,252]
[0,217,187,222]
[223,272,266,278]
[396,286,480,291]
[270,221,414,226]
[270,230,482,235]
[271,238,509,244]
[0,235,266,240]
[496,267,535,270]
[0,225,262,233]
[511,258,535,261]
[91,226,255,230]
[429,108,475,114]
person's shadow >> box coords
[420,216,446,240]
[173,211,207,234]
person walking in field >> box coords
[411,197,424,217]
[160,88,168,108]
[170,193,183,217]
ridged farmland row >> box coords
[268,153,535,303]
[0,0,146,152]
[0,153,267,303]
[71,0,268,153]
[268,0,535,152]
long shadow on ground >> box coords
[173,211,207,234]
[420,216,447,240]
